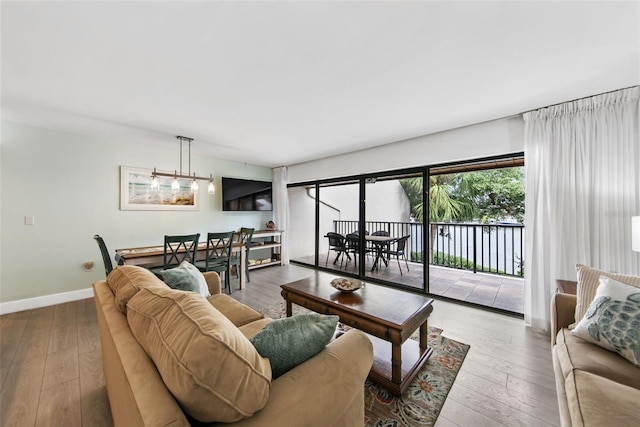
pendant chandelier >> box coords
[150,136,215,194]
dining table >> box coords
[115,241,248,289]
[364,235,396,272]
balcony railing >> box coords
[333,220,524,277]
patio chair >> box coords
[383,235,410,275]
[345,233,361,270]
[325,232,347,268]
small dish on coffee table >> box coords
[330,277,364,293]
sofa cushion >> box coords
[238,318,273,340]
[565,369,640,427]
[126,287,271,423]
[207,294,264,327]
[106,265,168,313]
[159,261,210,297]
[572,276,640,366]
[574,264,640,328]
[555,328,640,390]
[250,313,339,378]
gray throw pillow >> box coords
[250,313,339,378]
[160,261,210,297]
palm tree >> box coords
[402,175,475,263]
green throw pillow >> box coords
[160,261,210,298]
[250,313,339,378]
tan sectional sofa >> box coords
[93,265,374,426]
[551,293,640,426]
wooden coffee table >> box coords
[280,272,434,396]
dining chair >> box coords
[345,233,360,270]
[325,232,347,268]
[151,233,200,276]
[195,231,234,293]
[93,234,114,277]
[229,227,254,284]
[383,235,411,275]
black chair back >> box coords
[93,234,113,276]
[396,235,409,252]
[326,232,346,249]
[345,233,360,250]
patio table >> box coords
[365,235,396,272]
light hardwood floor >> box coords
[0,264,559,427]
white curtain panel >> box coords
[272,166,290,264]
[523,86,640,332]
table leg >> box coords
[391,342,402,385]
[420,321,428,349]
[372,246,390,270]
[239,246,246,290]
[285,300,292,317]
[380,243,389,267]
[371,245,382,272]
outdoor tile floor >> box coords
[295,254,524,314]
[429,265,524,313]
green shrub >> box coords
[432,252,505,275]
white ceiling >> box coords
[2,1,639,168]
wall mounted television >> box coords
[222,177,273,211]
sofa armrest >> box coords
[551,292,577,346]
[221,329,374,427]
[203,272,222,295]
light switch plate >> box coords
[25,216,35,225]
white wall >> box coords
[287,116,524,182]
[0,120,273,305]
[0,115,523,307]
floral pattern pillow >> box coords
[571,276,640,367]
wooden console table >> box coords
[248,230,285,270]
[115,242,247,289]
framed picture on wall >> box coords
[120,166,199,211]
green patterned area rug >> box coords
[257,302,470,427]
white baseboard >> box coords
[0,287,95,315]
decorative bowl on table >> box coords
[330,277,364,293]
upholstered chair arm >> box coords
[550,293,577,346]
[203,272,222,295]
[219,329,374,427]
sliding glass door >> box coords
[317,180,360,274]
[287,153,525,315]
[361,173,427,291]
